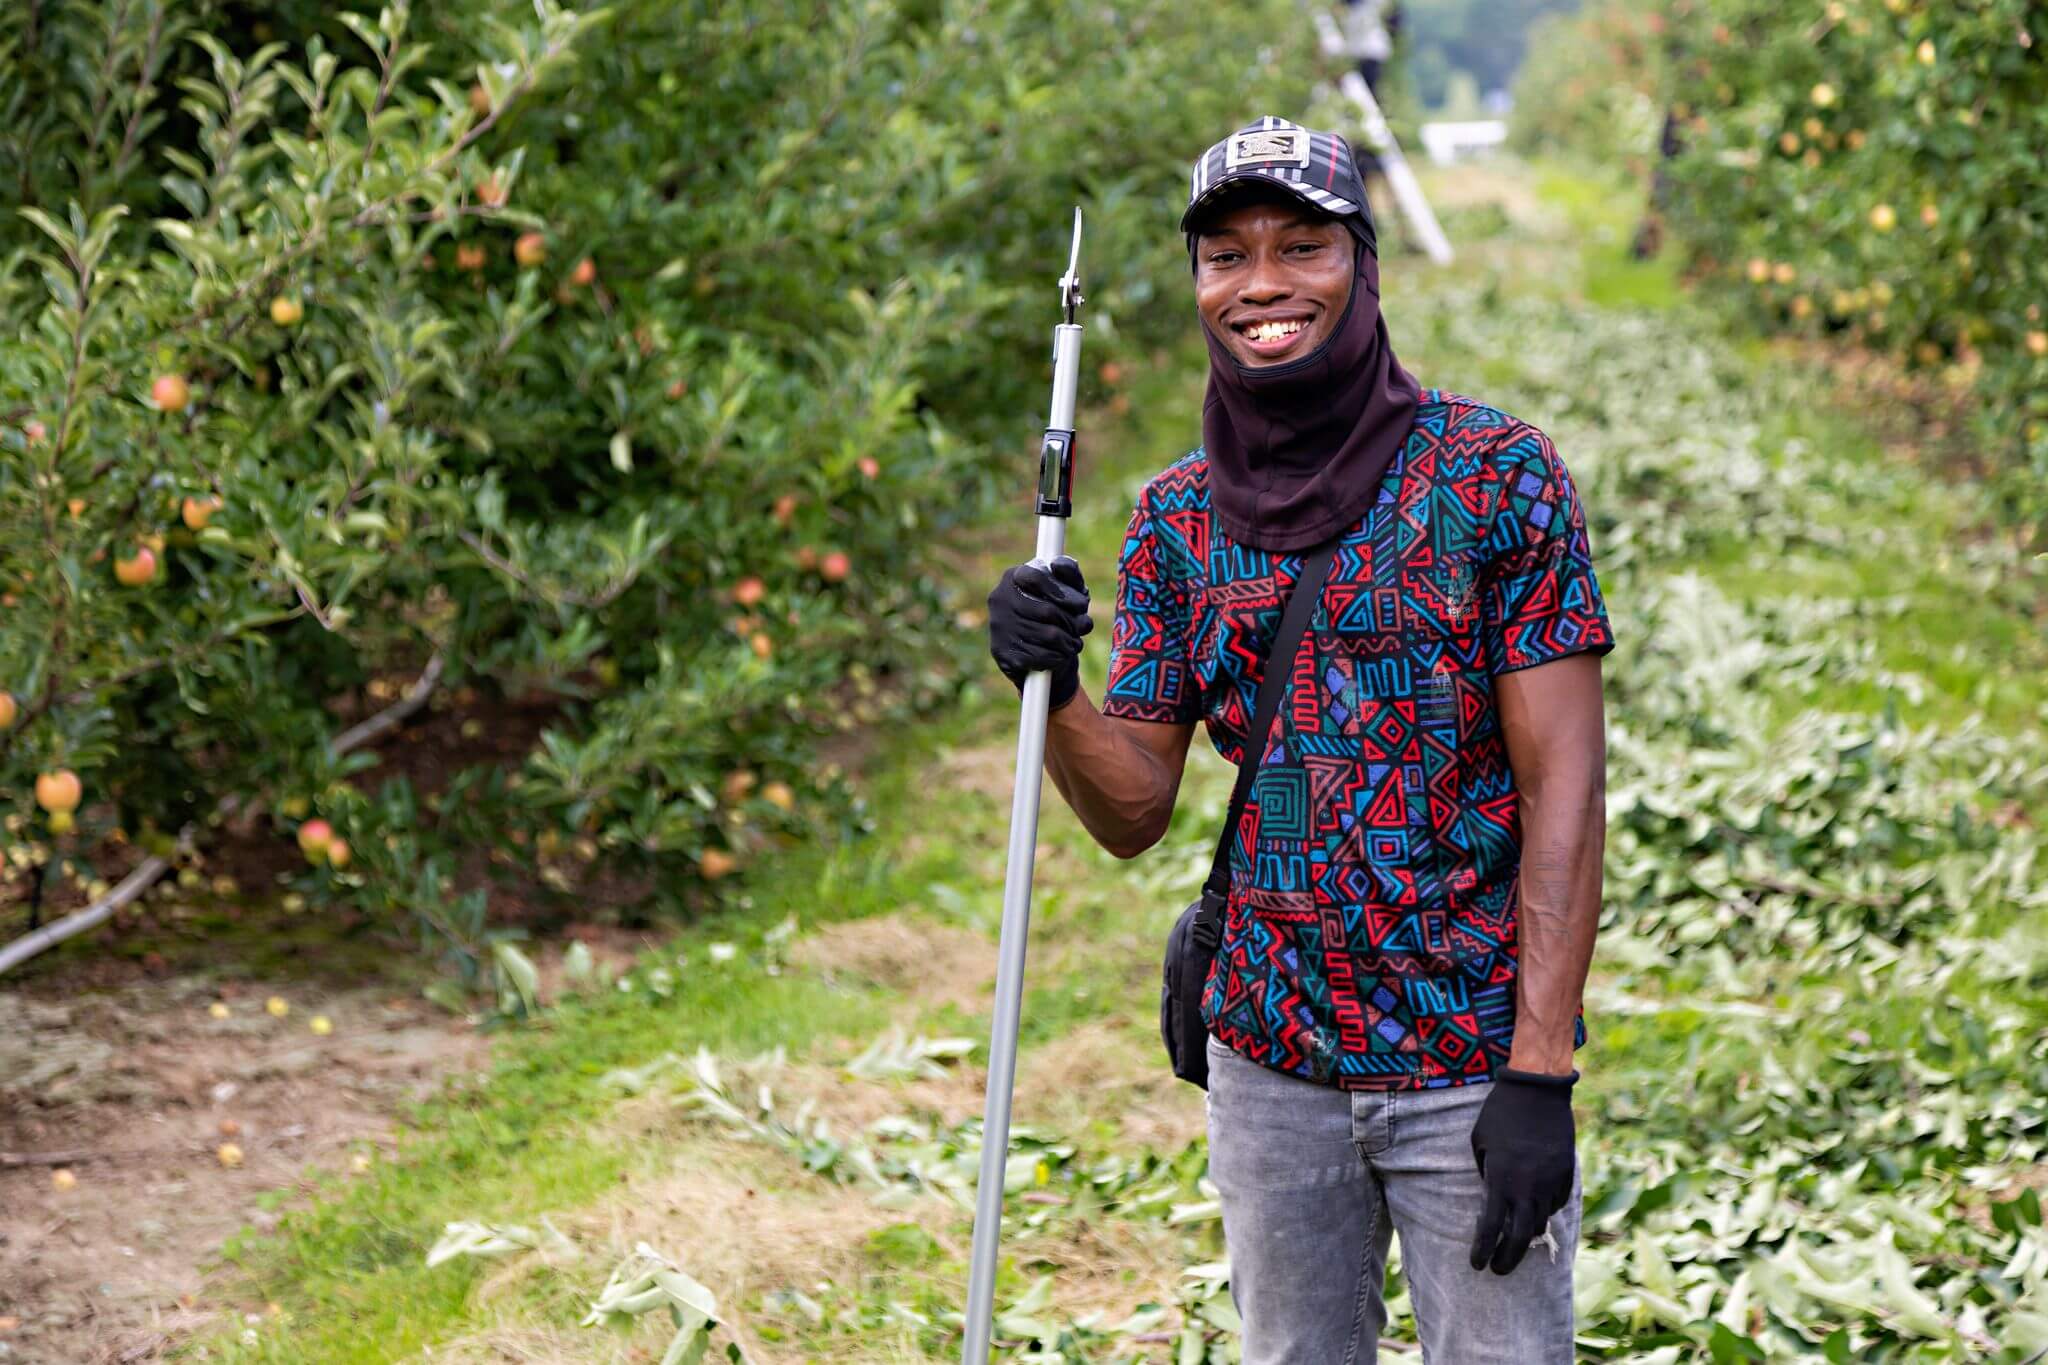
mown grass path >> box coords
[190,163,2048,1364]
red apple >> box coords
[0,692,16,730]
[325,837,351,870]
[297,818,334,862]
[570,258,597,287]
[114,547,158,587]
[819,551,850,583]
[181,495,221,531]
[772,494,798,526]
[152,374,190,413]
[514,232,547,267]
[732,577,766,607]
[36,769,82,814]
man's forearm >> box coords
[1042,689,1177,858]
[1507,770,1605,1075]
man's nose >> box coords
[1238,251,1292,304]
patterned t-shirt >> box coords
[1102,391,1614,1090]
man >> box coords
[986,118,1612,1362]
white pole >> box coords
[961,215,1084,1364]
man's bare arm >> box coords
[1042,690,1197,859]
[1494,653,1607,1076]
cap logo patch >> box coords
[1226,128,1310,169]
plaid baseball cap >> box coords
[1182,116,1375,251]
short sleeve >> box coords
[1100,488,1203,724]
[1481,429,1615,676]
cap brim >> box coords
[1181,172,1361,235]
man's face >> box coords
[1194,199,1356,368]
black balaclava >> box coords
[1193,213,1422,554]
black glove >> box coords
[1468,1068,1577,1276]
[987,556,1092,712]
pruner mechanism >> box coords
[1058,207,1084,324]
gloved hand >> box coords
[1468,1068,1577,1276]
[987,556,1092,712]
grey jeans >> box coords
[1204,1036,1579,1364]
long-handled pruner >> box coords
[960,207,1084,1364]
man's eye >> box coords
[1288,242,1322,255]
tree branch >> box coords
[0,649,447,978]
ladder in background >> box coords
[1312,9,1454,266]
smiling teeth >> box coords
[1247,321,1303,342]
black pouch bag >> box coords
[1161,539,1338,1089]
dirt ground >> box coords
[0,955,491,1365]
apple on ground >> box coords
[699,848,739,879]
[217,1143,243,1168]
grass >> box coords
[185,158,2048,1363]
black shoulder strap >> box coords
[1198,539,1340,918]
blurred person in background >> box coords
[1340,0,1403,99]
[986,118,1613,1362]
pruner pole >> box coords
[960,207,1084,1364]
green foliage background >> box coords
[0,0,1311,976]
[1513,0,2048,533]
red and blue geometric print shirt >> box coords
[1101,391,1615,1091]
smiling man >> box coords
[986,117,1614,1362]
